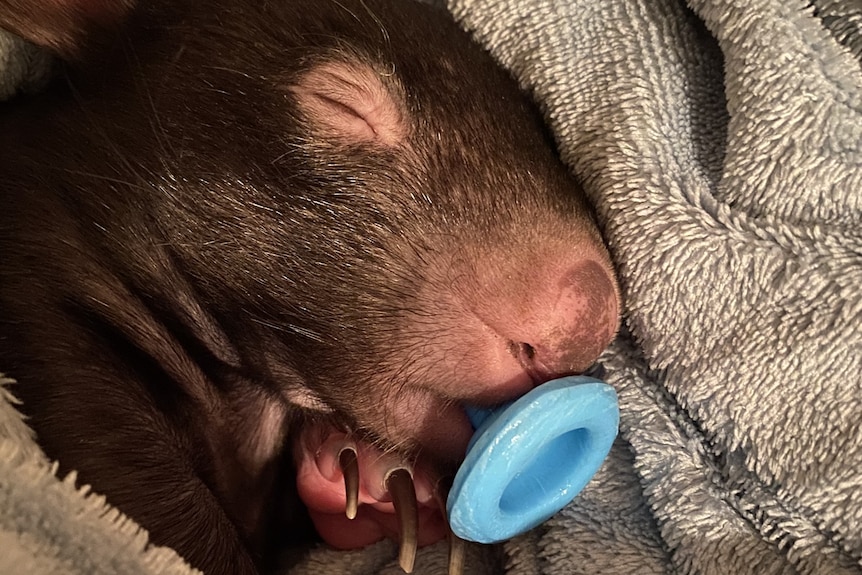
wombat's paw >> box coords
[295,422,466,574]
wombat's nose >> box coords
[509,258,619,383]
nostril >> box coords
[510,341,553,386]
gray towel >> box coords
[444,0,862,573]
[0,375,201,574]
[0,28,51,101]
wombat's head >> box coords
[1,0,620,558]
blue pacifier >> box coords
[446,375,619,543]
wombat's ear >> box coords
[0,0,136,60]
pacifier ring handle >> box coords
[447,376,619,543]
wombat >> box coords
[0,0,620,573]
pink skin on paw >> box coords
[295,425,449,549]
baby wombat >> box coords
[0,0,620,573]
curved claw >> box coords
[386,468,418,573]
[338,447,360,519]
[448,532,466,575]
[436,475,466,575]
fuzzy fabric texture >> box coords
[0,376,202,575]
[2,0,861,573]
[0,28,51,101]
[442,0,862,573]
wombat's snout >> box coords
[447,247,620,410]
[507,258,619,385]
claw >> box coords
[386,467,418,574]
[448,531,466,575]
[338,446,360,520]
[435,475,466,575]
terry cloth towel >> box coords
[3,0,861,573]
[441,0,862,574]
